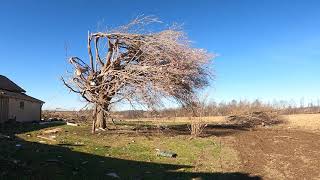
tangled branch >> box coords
[62,16,214,130]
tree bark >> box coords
[95,105,107,130]
[91,105,97,134]
[92,119,96,133]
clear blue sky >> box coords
[1,0,319,110]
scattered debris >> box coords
[97,127,106,131]
[39,121,65,125]
[75,142,84,145]
[43,128,62,134]
[67,122,79,126]
[37,135,56,142]
[176,168,186,172]
[13,159,20,164]
[0,133,11,139]
[106,172,120,178]
[156,149,177,158]
[104,145,111,149]
[48,118,57,121]
[191,177,203,180]
[81,161,88,165]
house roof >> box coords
[0,90,44,104]
[0,75,26,93]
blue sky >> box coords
[0,0,319,110]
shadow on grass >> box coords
[0,122,260,180]
[168,124,250,137]
[107,123,250,137]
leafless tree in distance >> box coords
[62,16,214,133]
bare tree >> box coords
[188,96,209,137]
[62,16,213,133]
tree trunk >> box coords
[91,105,97,134]
[96,105,107,130]
[92,119,96,133]
[91,94,110,133]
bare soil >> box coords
[221,127,320,180]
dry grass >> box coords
[125,116,226,124]
[124,113,320,133]
[43,111,320,132]
[284,113,320,131]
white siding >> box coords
[8,98,42,122]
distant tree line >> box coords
[43,99,320,121]
[113,99,320,119]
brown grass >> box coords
[283,113,320,132]
[43,110,320,132]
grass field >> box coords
[284,113,320,131]
[1,114,320,179]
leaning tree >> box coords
[62,16,213,133]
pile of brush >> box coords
[226,111,283,128]
[42,110,91,124]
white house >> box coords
[0,75,44,123]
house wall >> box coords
[8,98,42,122]
[0,97,9,123]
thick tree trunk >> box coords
[91,95,109,133]
[96,105,107,129]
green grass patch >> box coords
[0,121,243,179]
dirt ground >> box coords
[217,114,320,180]
[220,128,320,180]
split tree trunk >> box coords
[91,93,108,134]
[91,104,107,134]
[91,93,111,133]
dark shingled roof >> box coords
[0,75,44,104]
[0,90,44,103]
[0,75,26,93]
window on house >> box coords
[20,101,24,110]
